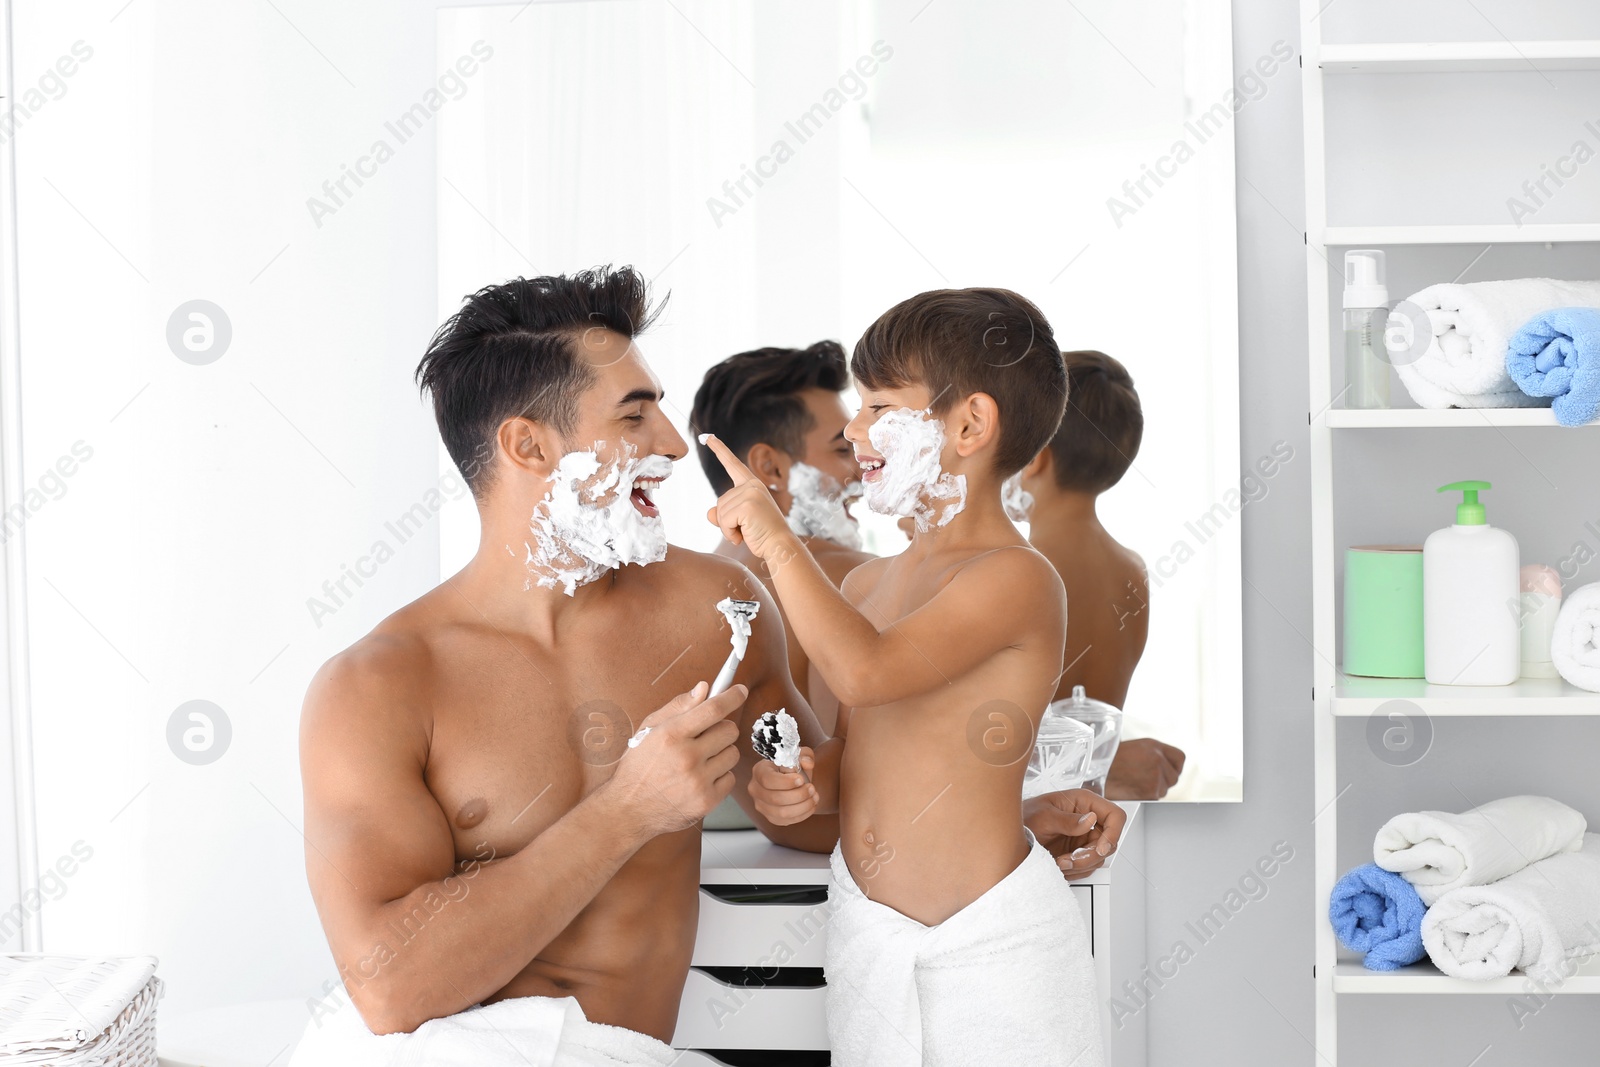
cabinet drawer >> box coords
[1072,884,1093,954]
[673,967,829,1050]
[693,885,832,968]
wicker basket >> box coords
[0,955,164,1066]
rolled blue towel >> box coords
[1506,306,1600,427]
[1328,862,1427,971]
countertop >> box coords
[699,801,1142,886]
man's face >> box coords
[517,329,688,596]
[794,388,859,496]
[561,328,688,516]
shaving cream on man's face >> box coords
[522,441,672,596]
[785,462,864,550]
[862,407,966,533]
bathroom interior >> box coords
[1,0,1600,1064]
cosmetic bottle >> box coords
[1343,250,1390,409]
[1423,481,1519,686]
[1518,564,1562,679]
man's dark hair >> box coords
[850,287,1067,477]
[415,266,661,497]
[1048,349,1143,494]
[690,341,849,495]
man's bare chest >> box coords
[420,619,736,863]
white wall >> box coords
[12,0,442,1015]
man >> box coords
[293,267,1122,1063]
[1016,349,1186,800]
[690,341,871,730]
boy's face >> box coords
[843,381,935,479]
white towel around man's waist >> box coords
[286,993,679,1067]
[1388,278,1600,408]
[1373,795,1587,906]
[1552,581,1600,693]
[1422,832,1600,980]
[824,831,1103,1067]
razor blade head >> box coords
[715,597,760,621]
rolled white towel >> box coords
[1552,581,1600,693]
[1388,278,1600,408]
[1422,832,1600,980]
[1373,795,1587,906]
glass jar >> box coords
[1021,699,1095,800]
[1048,685,1124,795]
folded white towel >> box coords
[1388,278,1600,408]
[1552,581,1600,693]
[1422,832,1600,980]
[1373,795,1587,906]
[286,993,678,1067]
[824,833,1103,1067]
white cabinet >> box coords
[679,802,1146,1064]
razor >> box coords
[629,596,760,750]
[710,597,761,695]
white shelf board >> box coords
[1334,957,1600,993]
[1321,41,1600,74]
[1324,407,1596,428]
[1322,223,1600,245]
[1333,672,1600,716]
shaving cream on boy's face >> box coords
[785,462,864,550]
[521,440,672,596]
[860,407,967,533]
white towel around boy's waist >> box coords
[286,993,678,1067]
[824,831,1103,1067]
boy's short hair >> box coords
[416,266,661,498]
[690,341,849,495]
[1048,349,1143,494]
[850,288,1066,477]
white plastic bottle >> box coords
[1423,481,1520,686]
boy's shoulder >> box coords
[959,542,1065,595]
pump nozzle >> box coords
[1438,480,1491,525]
[1344,250,1388,310]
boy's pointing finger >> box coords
[698,433,756,486]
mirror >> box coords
[437,0,1242,801]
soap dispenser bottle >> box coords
[1423,480,1519,686]
[1343,249,1390,409]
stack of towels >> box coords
[1329,795,1600,980]
[1386,278,1600,426]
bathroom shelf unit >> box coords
[1333,958,1600,993]
[1320,41,1600,74]
[1325,408,1596,428]
[1322,224,1600,245]
[1333,672,1600,716]
[1301,12,1600,1061]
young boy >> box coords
[702,288,1104,1066]
[1016,349,1186,800]
[691,340,873,728]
